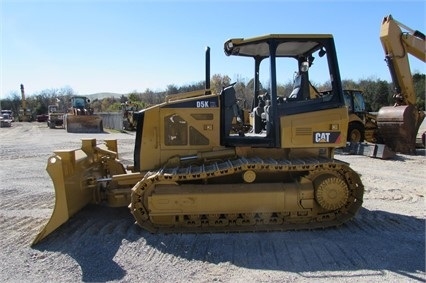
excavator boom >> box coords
[18,84,32,122]
[377,15,425,154]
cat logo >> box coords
[313,132,341,143]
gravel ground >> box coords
[0,122,425,283]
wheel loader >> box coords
[343,89,382,144]
[32,34,365,246]
[64,96,103,133]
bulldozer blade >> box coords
[32,139,118,246]
[65,115,104,133]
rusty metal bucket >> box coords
[65,115,104,133]
[377,105,424,154]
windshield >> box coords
[353,91,366,112]
[72,98,86,108]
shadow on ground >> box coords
[34,206,425,282]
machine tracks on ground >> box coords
[130,157,364,233]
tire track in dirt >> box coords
[0,192,53,210]
[0,215,46,247]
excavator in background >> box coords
[33,34,365,245]
[342,15,425,158]
[375,15,425,154]
[63,96,103,133]
[18,84,33,122]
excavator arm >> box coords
[380,15,425,105]
[376,15,425,154]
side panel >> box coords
[136,96,221,172]
[280,107,348,148]
[159,106,221,163]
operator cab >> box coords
[71,96,90,109]
[221,34,345,147]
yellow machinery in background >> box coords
[47,104,65,129]
[343,89,386,145]
[121,101,139,131]
[376,15,425,154]
[18,84,33,122]
[340,16,424,158]
[64,96,103,133]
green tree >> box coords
[106,102,122,112]
[358,79,390,111]
[413,73,425,111]
[91,99,102,113]
[128,91,142,102]
[178,81,205,93]
[210,74,231,94]
[166,84,179,95]
[342,79,358,90]
[119,95,127,103]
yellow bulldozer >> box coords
[33,34,366,245]
[64,96,103,133]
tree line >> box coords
[1,73,424,119]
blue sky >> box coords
[1,0,425,98]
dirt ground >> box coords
[0,122,425,283]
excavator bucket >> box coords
[377,105,424,154]
[32,139,122,246]
[65,115,104,133]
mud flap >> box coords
[32,139,122,246]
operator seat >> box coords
[287,73,302,99]
[253,93,270,133]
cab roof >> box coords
[224,34,333,57]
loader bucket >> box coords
[376,105,424,154]
[65,115,104,133]
[32,139,120,246]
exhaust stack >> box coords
[205,46,210,94]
